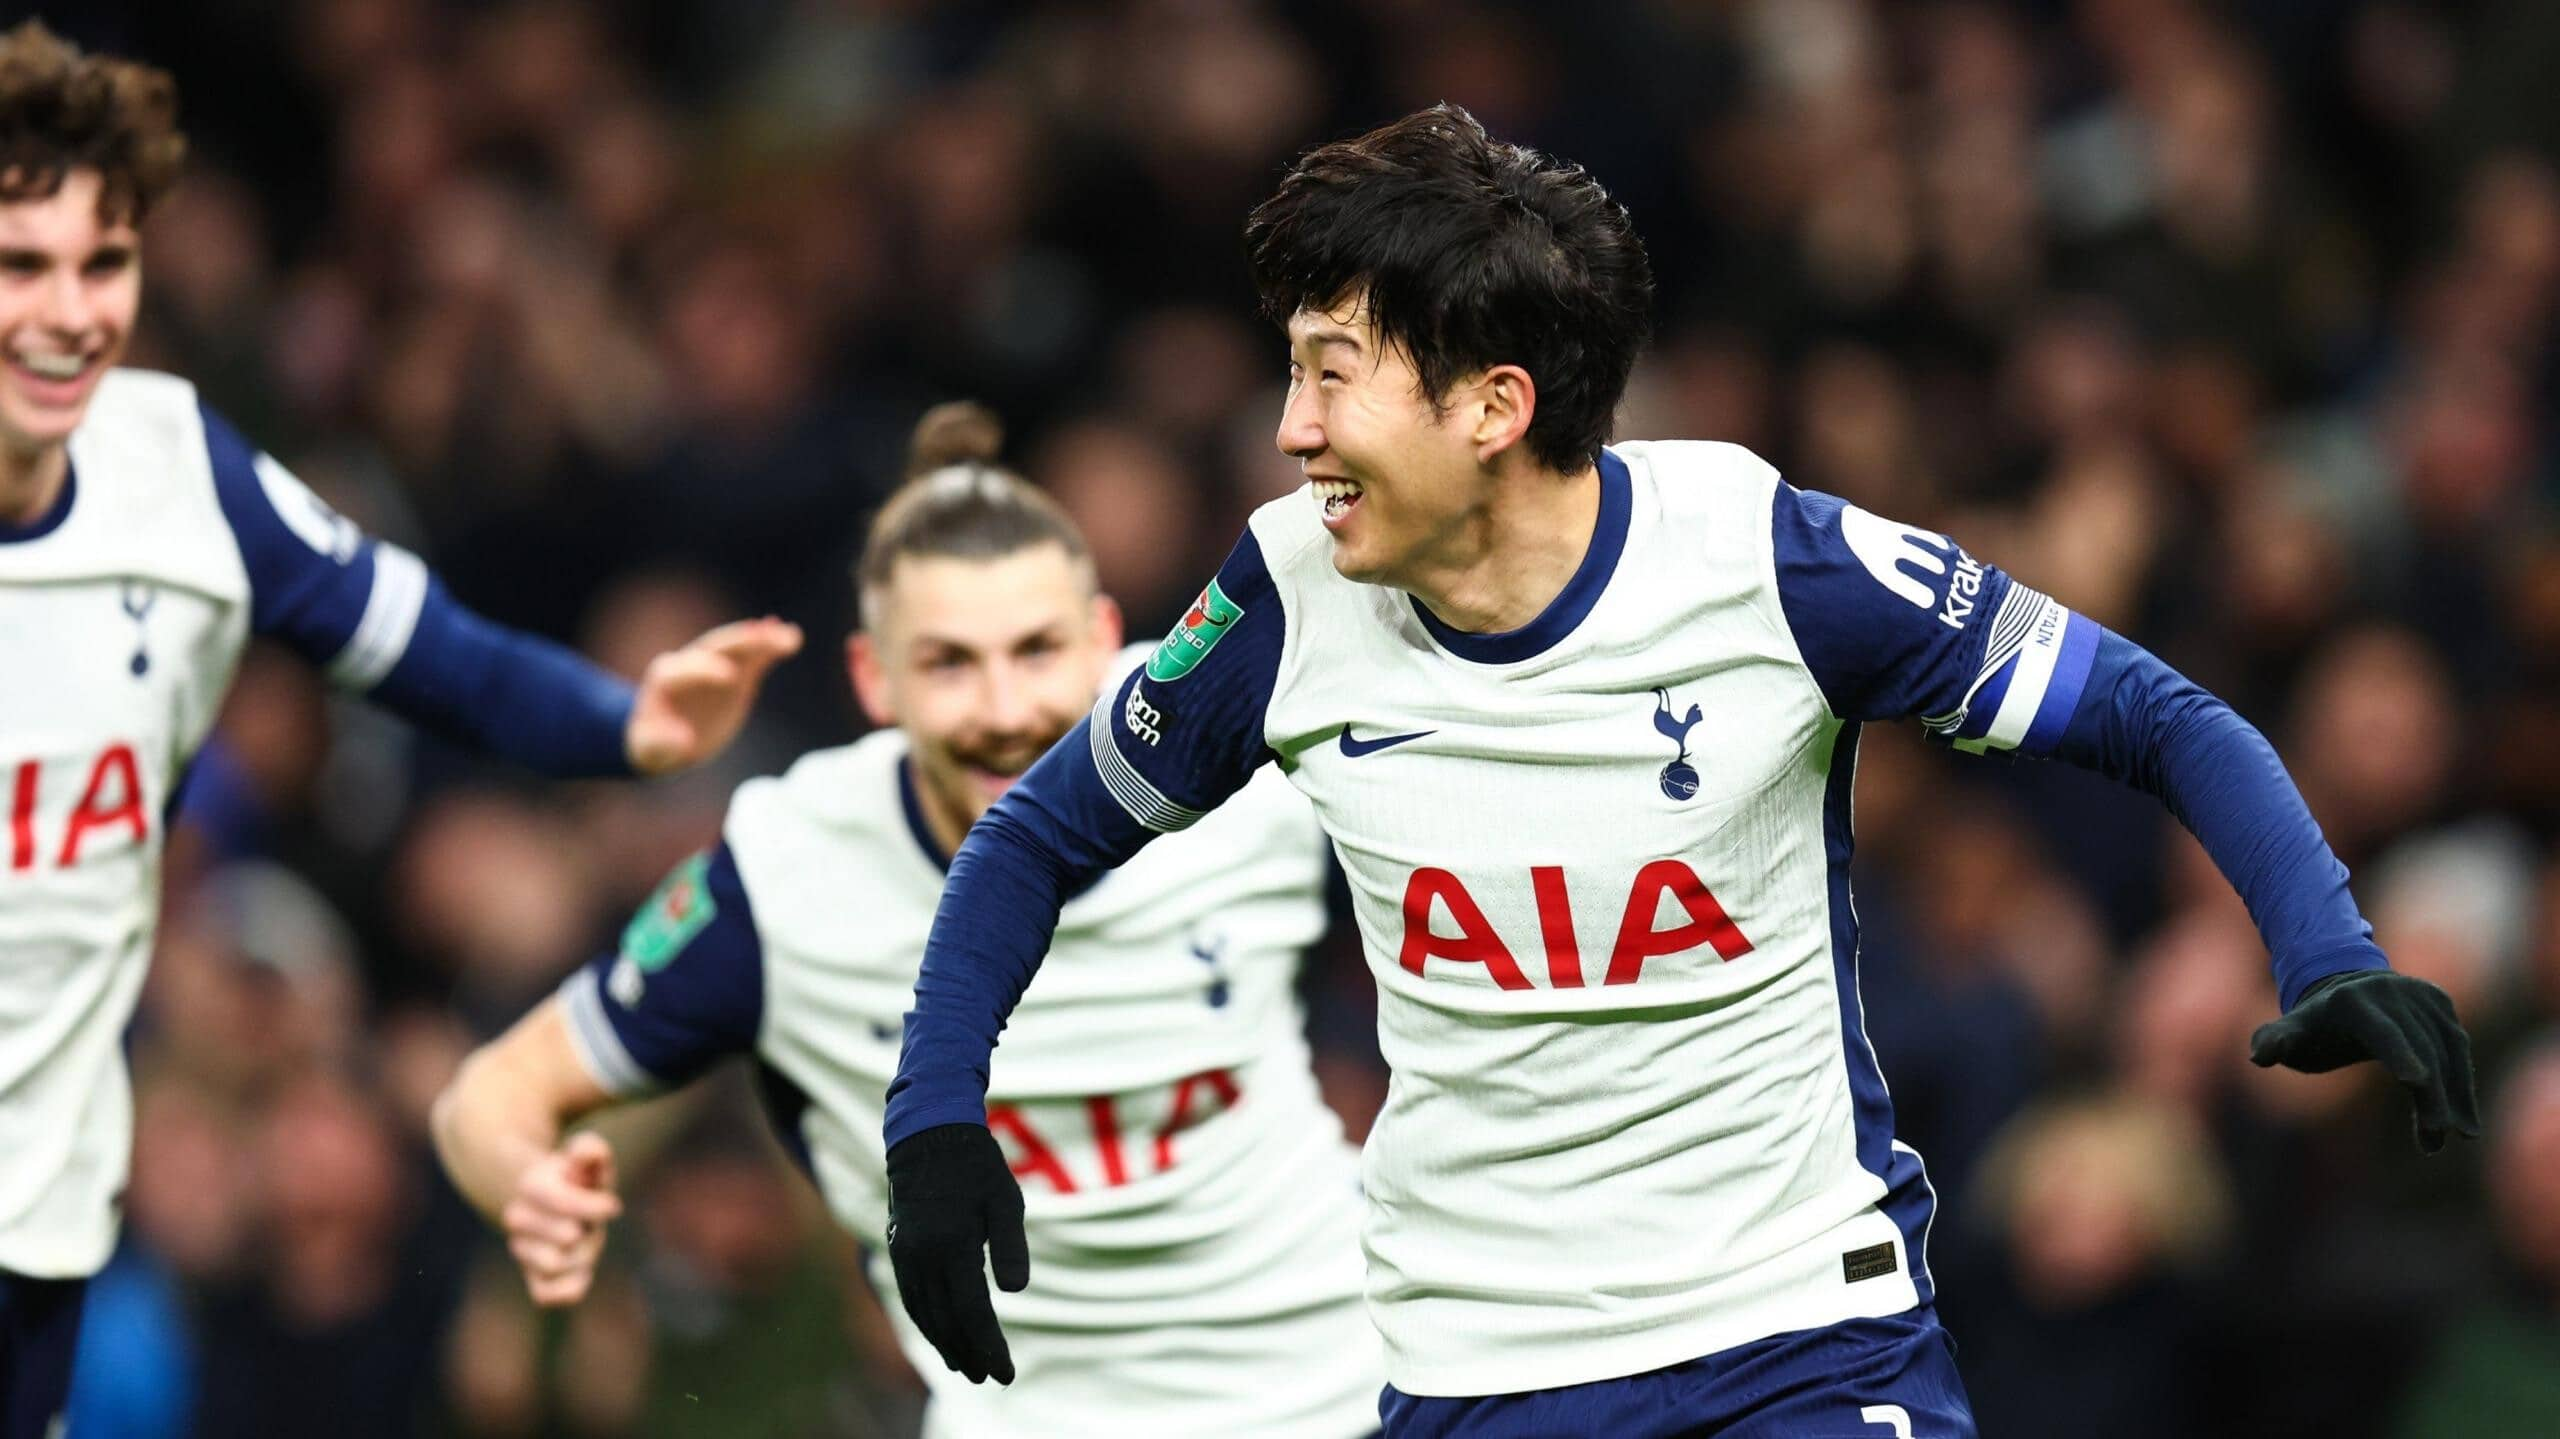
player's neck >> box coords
[1404,460,1602,634]
[0,442,68,528]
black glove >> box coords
[886,1122,1029,1384]
[2249,969,2482,1154]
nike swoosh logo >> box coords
[1338,725,1436,758]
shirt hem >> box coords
[1380,1286,1926,1398]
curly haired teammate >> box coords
[0,25,791,1434]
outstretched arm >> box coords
[203,400,795,777]
[2051,632,2480,1152]
[378,598,799,777]
[1770,480,2479,1151]
[2052,631,2376,1008]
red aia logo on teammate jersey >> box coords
[9,743,150,871]
[1399,861,1753,989]
[987,1067,1242,1195]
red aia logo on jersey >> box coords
[1399,861,1753,989]
[9,743,150,871]
[987,1067,1241,1195]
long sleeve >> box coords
[204,402,636,777]
[364,581,636,776]
[2049,630,2384,1009]
[882,731,1156,1142]
[884,528,1289,1145]
[1768,481,2384,1011]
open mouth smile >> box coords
[1314,477,1363,525]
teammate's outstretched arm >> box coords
[435,844,767,1303]
[1772,481,2479,1151]
[202,403,797,778]
[623,617,804,774]
[885,532,1285,1383]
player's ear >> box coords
[1472,364,1537,464]
[848,632,896,729]
[1089,592,1124,652]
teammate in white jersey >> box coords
[0,25,795,1435]
[883,106,2482,1437]
[431,405,1382,1439]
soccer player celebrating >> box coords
[883,106,2481,1436]
[431,405,1383,1439]
[0,23,794,1434]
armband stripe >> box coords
[328,543,428,690]
[1087,694,1206,832]
[2020,611,2101,755]
[558,966,663,1097]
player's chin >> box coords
[963,762,1043,807]
[0,389,92,450]
[1325,535,1395,585]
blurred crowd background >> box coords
[23,0,2560,1434]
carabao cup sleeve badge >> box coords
[621,851,717,972]
[1147,578,1243,683]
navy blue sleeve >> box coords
[1773,484,2383,1009]
[203,402,392,670]
[559,844,763,1094]
[2053,631,2388,1010]
[1772,484,2098,753]
[1089,529,1288,822]
[204,402,636,777]
[882,529,1283,1146]
[368,582,637,776]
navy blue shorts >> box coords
[0,1272,87,1439]
[1380,1306,1976,1439]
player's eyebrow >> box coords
[910,626,1065,658]
[1287,311,1367,357]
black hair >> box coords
[1245,103,1654,472]
[854,402,1092,628]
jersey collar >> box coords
[1409,446,1630,664]
[897,745,1114,900]
[896,756,952,873]
[0,460,76,544]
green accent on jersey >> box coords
[622,851,716,972]
[1147,577,1243,682]
[1270,725,1333,772]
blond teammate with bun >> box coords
[434,404,1383,1439]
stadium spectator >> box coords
[1943,1091,2232,1439]
[2393,1042,2560,1437]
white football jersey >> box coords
[559,694,1383,1438]
[1066,442,2101,1395]
[0,370,437,1278]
